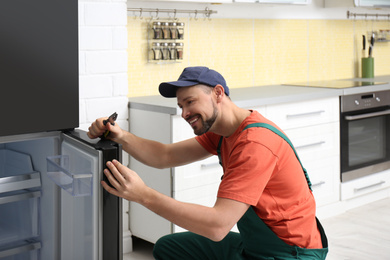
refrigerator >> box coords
[0,131,122,260]
[0,0,123,259]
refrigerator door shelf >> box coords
[46,155,93,197]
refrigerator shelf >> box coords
[0,238,41,259]
[0,172,41,194]
[0,194,40,251]
[0,189,41,205]
[46,155,93,197]
[0,149,41,195]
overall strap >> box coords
[217,122,312,190]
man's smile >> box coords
[188,116,200,127]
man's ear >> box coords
[214,85,225,101]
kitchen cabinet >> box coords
[135,0,231,3]
[341,169,390,209]
[325,0,390,7]
[252,97,340,207]
[234,0,311,4]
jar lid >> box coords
[169,22,177,26]
[168,43,176,47]
[177,22,185,26]
[161,42,169,47]
[153,22,161,26]
[152,42,161,47]
[163,22,169,26]
[176,43,184,47]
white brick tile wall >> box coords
[78,0,128,132]
[78,1,131,253]
[79,75,113,99]
[85,50,128,74]
[79,27,112,50]
[84,3,127,26]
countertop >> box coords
[128,76,390,115]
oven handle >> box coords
[345,109,390,121]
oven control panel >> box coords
[341,90,390,112]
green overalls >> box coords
[153,123,328,260]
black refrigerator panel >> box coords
[0,0,79,137]
[0,130,122,260]
[60,130,123,260]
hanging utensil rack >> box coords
[347,11,390,20]
[128,7,217,19]
[347,11,390,42]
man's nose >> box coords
[181,108,190,119]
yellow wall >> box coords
[127,17,390,97]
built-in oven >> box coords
[340,90,390,182]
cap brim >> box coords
[159,80,198,98]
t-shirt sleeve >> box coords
[217,140,278,206]
[195,132,219,156]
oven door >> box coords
[341,106,390,182]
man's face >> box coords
[177,85,218,136]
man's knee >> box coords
[153,234,176,260]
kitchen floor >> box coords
[123,197,390,260]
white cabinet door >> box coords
[354,0,390,7]
[341,169,390,201]
[266,98,339,130]
[136,0,231,2]
[235,0,311,3]
[285,122,340,163]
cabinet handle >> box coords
[312,181,325,188]
[201,163,220,169]
[286,110,325,119]
[295,141,325,150]
[354,180,386,193]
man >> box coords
[87,66,328,259]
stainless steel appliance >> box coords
[0,130,122,260]
[0,0,122,259]
[340,90,390,182]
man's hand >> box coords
[87,117,123,141]
[102,160,148,204]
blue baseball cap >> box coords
[159,66,229,98]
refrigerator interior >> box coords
[0,132,108,260]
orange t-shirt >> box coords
[195,110,322,249]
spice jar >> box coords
[161,42,170,60]
[176,42,184,60]
[150,42,162,61]
[162,22,170,39]
[152,22,163,39]
[169,22,178,39]
[168,43,177,60]
[177,22,184,40]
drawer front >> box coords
[266,97,339,130]
[285,122,340,164]
[304,156,340,206]
[172,115,223,191]
[173,183,219,233]
[173,156,222,191]
[341,169,390,200]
